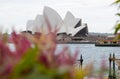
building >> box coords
[26,6,88,38]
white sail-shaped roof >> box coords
[26,6,88,36]
[58,23,67,33]
[34,15,44,32]
[64,11,75,23]
[26,20,36,33]
[43,6,63,32]
[35,15,43,27]
[63,11,81,34]
[70,25,86,36]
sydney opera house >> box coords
[26,6,88,41]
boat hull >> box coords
[95,43,120,47]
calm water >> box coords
[8,43,120,70]
[56,44,120,69]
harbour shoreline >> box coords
[57,41,96,44]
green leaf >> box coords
[112,0,120,9]
[116,13,120,17]
[11,46,39,79]
[114,23,120,34]
[113,0,120,5]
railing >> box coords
[108,53,120,79]
[77,54,119,79]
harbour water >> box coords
[9,43,120,71]
[56,44,120,70]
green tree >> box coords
[113,0,120,34]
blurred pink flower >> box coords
[10,31,32,59]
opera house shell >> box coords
[26,6,88,37]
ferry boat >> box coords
[95,40,120,47]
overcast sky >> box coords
[0,0,118,33]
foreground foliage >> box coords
[0,31,109,79]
